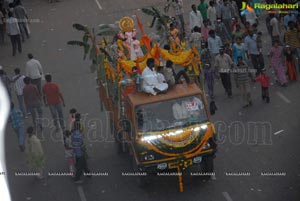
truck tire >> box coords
[132,157,148,188]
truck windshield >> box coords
[135,95,208,132]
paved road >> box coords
[1,0,300,201]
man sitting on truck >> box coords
[141,58,168,95]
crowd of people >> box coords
[0,0,30,56]
[163,0,299,109]
[1,52,90,182]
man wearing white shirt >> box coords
[25,53,44,94]
[141,58,168,96]
[6,12,22,56]
[189,4,203,32]
[270,14,280,45]
[207,1,217,29]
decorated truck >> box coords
[68,7,217,192]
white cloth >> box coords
[189,10,203,30]
[245,11,257,25]
[130,40,144,60]
[172,103,188,120]
[25,59,43,79]
[141,66,168,95]
[157,73,166,83]
[270,17,280,36]
[26,135,44,156]
[12,74,25,96]
[6,17,21,36]
[207,6,216,28]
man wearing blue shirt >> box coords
[72,121,91,183]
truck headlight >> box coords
[193,156,202,163]
[157,163,167,170]
[203,142,211,150]
[144,154,154,161]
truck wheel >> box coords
[132,158,148,187]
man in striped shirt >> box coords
[285,21,300,78]
[12,68,26,117]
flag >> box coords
[135,13,144,35]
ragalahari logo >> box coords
[240,2,254,16]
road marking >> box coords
[77,186,88,201]
[276,91,291,104]
[222,192,233,201]
[274,130,284,135]
[94,0,103,10]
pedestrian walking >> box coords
[0,65,12,99]
[244,30,263,75]
[12,68,27,117]
[268,40,288,87]
[208,30,223,67]
[69,108,77,131]
[215,18,231,45]
[283,12,296,30]
[63,130,75,177]
[9,102,25,151]
[204,63,215,99]
[23,76,43,130]
[284,45,297,81]
[207,1,217,29]
[25,126,45,179]
[232,24,244,43]
[25,53,43,94]
[254,68,270,103]
[201,19,212,45]
[234,56,254,108]
[42,74,65,132]
[221,0,232,35]
[232,37,247,64]
[189,4,203,32]
[190,26,202,53]
[197,0,208,21]
[284,21,300,78]
[270,14,281,45]
[6,11,22,56]
[72,122,91,183]
[215,0,223,19]
[215,48,234,98]
[73,113,85,134]
[265,14,272,37]
[13,1,30,42]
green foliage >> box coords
[141,7,157,17]
[72,23,88,32]
[67,40,86,47]
[141,6,170,38]
[83,44,90,60]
